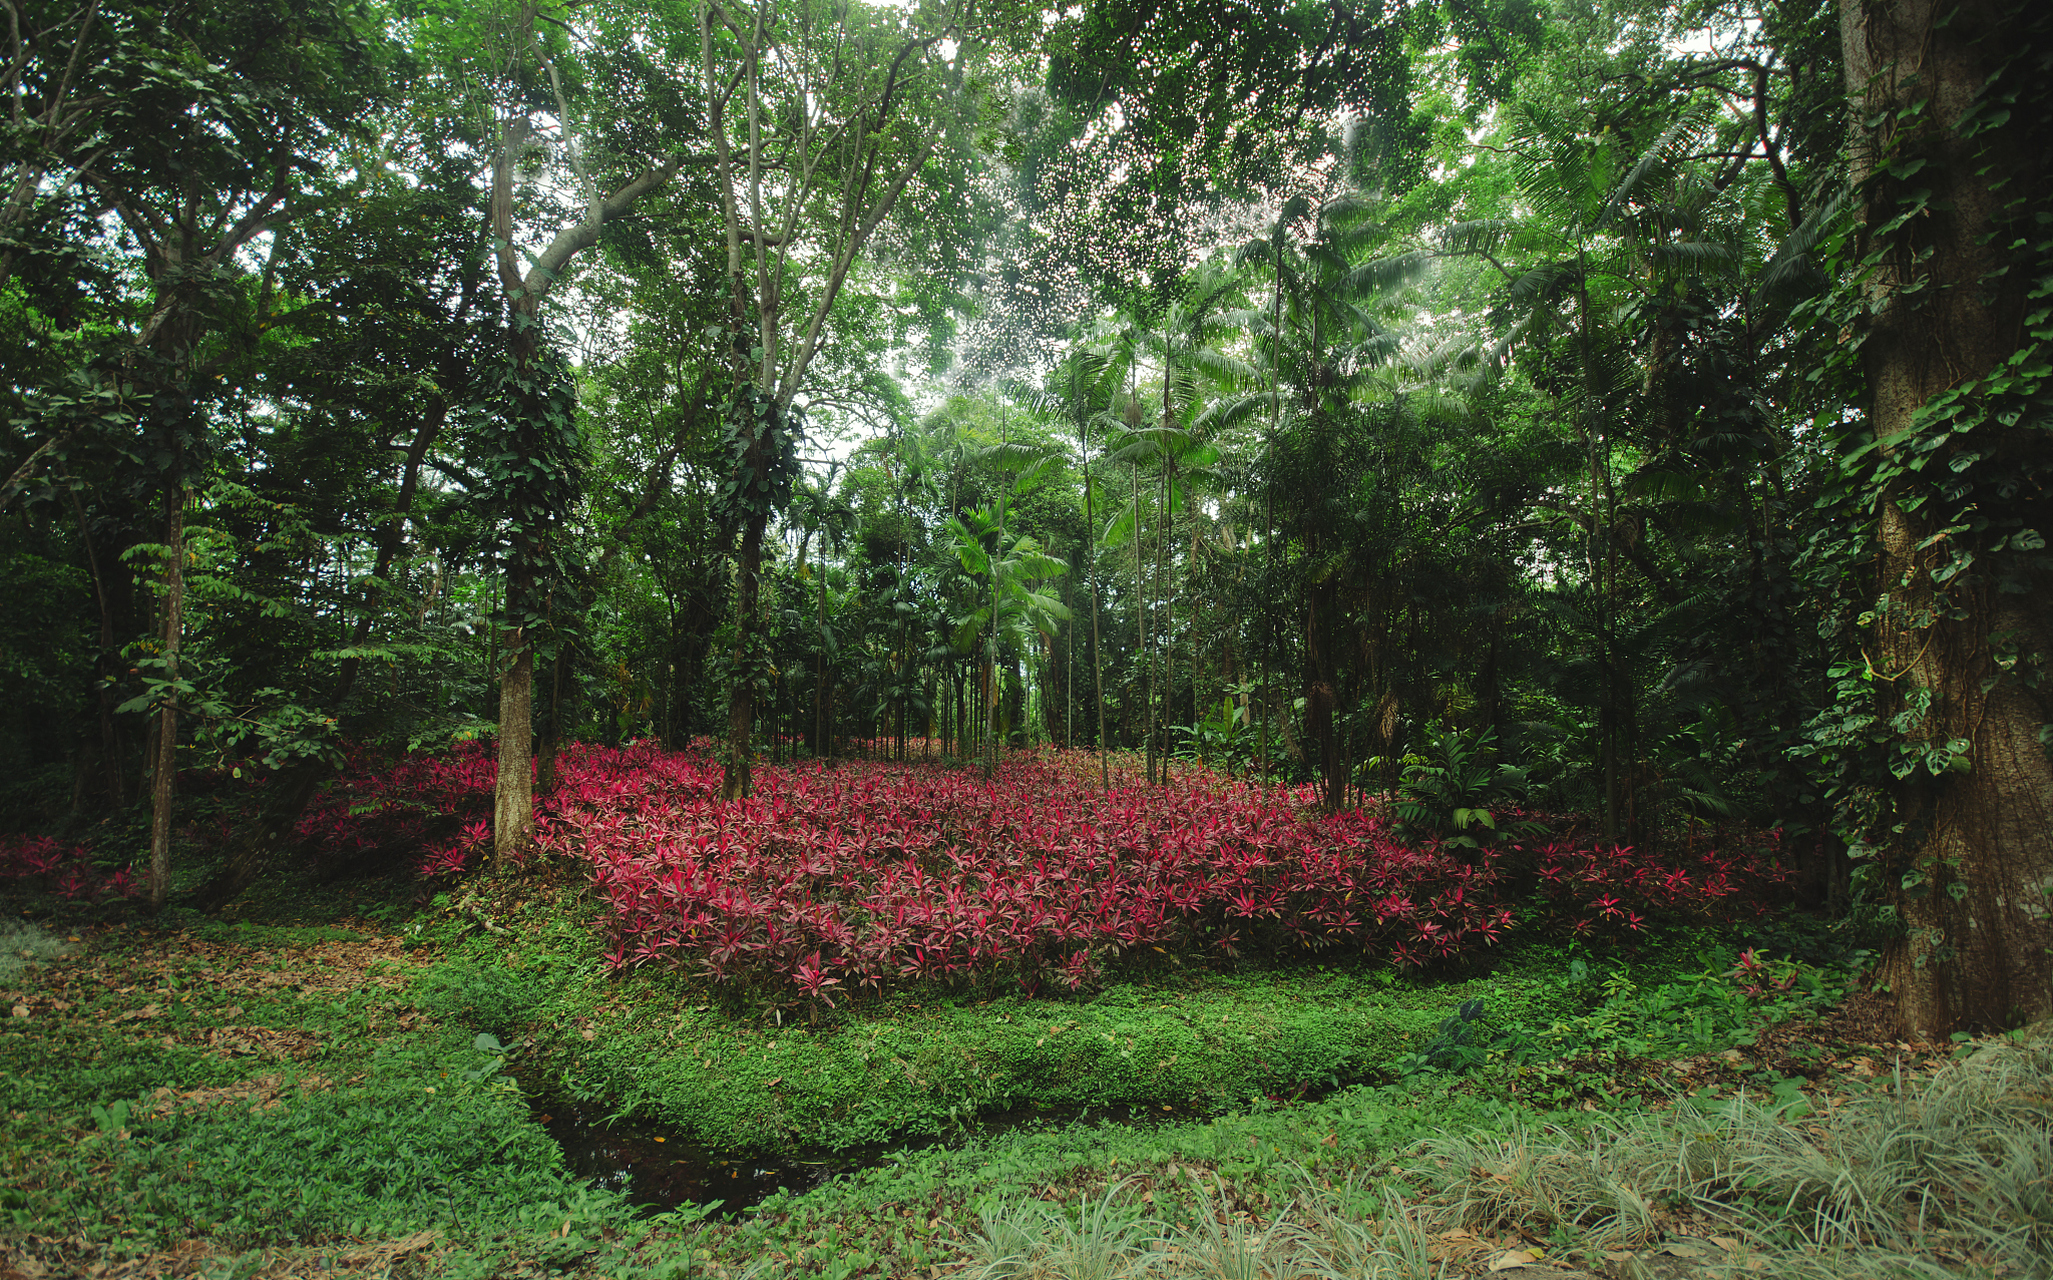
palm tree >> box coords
[1226,191,1435,809]
[786,469,854,761]
[944,441,1071,775]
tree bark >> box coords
[1844,0,2053,1035]
[146,481,184,912]
[722,507,763,799]
[492,299,544,858]
[494,633,536,856]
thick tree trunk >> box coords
[1844,0,2053,1035]
[490,305,548,858]
[495,632,536,857]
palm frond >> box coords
[1645,239,1737,275]
[1591,104,1713,234]
[1753,189,1849,302]
[1438,218,1520,257]
[978,441,1055,473]
[1340,249,1433,298]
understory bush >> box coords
[0,833,137,903]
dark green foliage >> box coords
[1391,726,1534,849]
[476,337,589,640]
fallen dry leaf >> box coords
[1488,1249,1538,1271]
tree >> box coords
[2,0,387,908]
[698,0,999,797]
[945,441,1070,774]
[190,114,501,908]
[1836,0,2053,1034]
[459,0,700,858]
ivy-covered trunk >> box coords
[486,310,585,860]
[722,482,766,800]
[1844,0,2053,1035]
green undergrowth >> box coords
[409,878,1861,1158]
[0,907,662,1277]
[0,866,1877,1278]
[687,1076,1544,1278]
[408,886,1624,1154]
[710,1023,2052,1280]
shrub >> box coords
[0,834,136,903]
[307,742,1791,1012]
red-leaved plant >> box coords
[0,834,138,902]
[306,741,1789,1010]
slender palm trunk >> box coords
[1077,365,1110,789]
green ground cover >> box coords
[3,862,1970,1280]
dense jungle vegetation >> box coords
[1,0,2050,1275]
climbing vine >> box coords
[475,329,588,659]
[1790,0,2053,927]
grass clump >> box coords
[945,1022,2051,1280]
[0,917,71,984]
[962,1169,1442,1280]
[1418,1022,2053,1276]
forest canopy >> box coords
[1,0,2048,1038]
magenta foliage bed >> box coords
[299,740,1787,1008]
[0,834,136,902]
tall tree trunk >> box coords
[724,507,764,799]
[816,564,832,765]
[1077,365,1110,788]
[1845,0,2053,1034]
[1132,462,1150,783]
[146,481,185,912]
[1153,451,1169,782]
[495,631,536,854]
[493,306,546,860]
